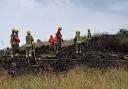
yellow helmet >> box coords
[58,26,62,30]
[12,28,17,32]
[76,31,80,35]
[27,30,31,35]
[15,29,19,33]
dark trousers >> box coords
[76,43,82,53]
[11,44,19,57]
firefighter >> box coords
[10,28,16,57]
[87,29,92,48]
[14,30,20,56]
[56,26,63,52]
[87,29,91,40]
[74,31,82,54]
[53,34,58,53]
[32,41,36,57]
[48,35,54,52]
[26,31,35,58]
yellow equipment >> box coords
[58,26,62,30]
[27,30,31,35]
[76,31,80,35]
[15,29,19,33]
[12,28,17,33]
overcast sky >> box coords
[0,0,128,49]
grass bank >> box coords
[0,67,128,89]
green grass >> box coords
[0,67,128,89]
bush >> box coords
[89,33,128,52]
[117,28,128,38]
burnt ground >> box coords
[56,35,128,69]
[0,34,128,76]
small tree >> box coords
[117,28,128,38]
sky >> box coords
[0,0,128,49]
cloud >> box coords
[0,0,128,49]
[35,0,128,16]
[70,0,128,12]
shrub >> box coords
[117,28,128,38]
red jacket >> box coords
[49,37,54,45]
[53,36,58,44]
[14,33,20,45]
[56,31,62,39]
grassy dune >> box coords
[0,67,128,89]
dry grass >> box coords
[0,67,127,89]
[35,40,74,48]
